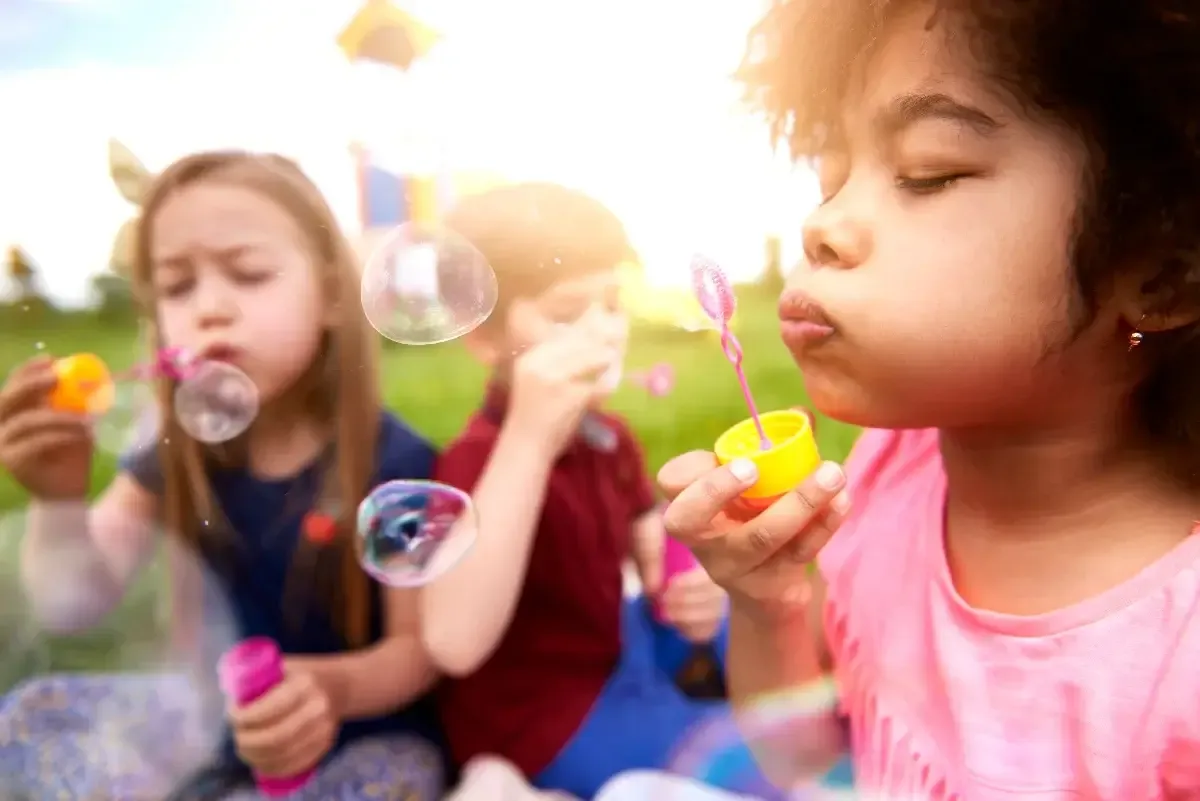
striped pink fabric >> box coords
[818,428,1200,799]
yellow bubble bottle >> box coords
[714,409,821,510]
[49,353,115,415]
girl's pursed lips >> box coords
[780,319,837,346]
[778,289,837,347]
[778,289,836,329]
[200,343,243,362]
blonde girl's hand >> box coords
[657,452,850,612]
[228,664,338,778]
[0,356,93,499]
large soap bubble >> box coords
[669,679,851,798]
[355,480,476,587]
[173,361,259,444]
[360,222,498,345]
[0,522,235,799]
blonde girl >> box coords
[0,151,446,800]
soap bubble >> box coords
[94,382,159,456]
[361,222,498,345]
[173,361,258,444]
[669,680,852,798]
[0,516,234,799]
[0,512,48,688]
[356,480,476,587]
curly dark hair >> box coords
[444,182,636,324]
[739,0,1200,482]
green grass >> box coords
[0,293,860,691]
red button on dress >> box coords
[303,511,338,544]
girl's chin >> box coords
[798,373,879,428]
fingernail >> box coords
[815,462,844,491]
[729,458,758,483]
[830,490,851,515]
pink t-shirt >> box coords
[818,427,1200,800]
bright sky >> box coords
[0,0,820,307]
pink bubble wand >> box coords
[691,255,771,450]
[76,347,203,396]
[121,347,202,382]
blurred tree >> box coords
[6,245,38,301]
[759,235,785,296]
[1,246,57,324]
[91,273,136,322]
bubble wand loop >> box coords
[126,347,201,382]
[692,256,771,450]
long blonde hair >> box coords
[131,151,379,648]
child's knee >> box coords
[448,757,533,800]
[449,757,583,801]
[596,771,753,801]
[594,771,661,801]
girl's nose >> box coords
[802,197,873,270]
[193,276,237,328]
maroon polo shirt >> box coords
[434,383,658,777]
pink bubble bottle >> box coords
[652,536,700,622]
[218,638,315,797]
[653,537,727,699]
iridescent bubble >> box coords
[360,222,498,345]
[669,679,852,798]
[355,480,476,587]
[173,361,259,444]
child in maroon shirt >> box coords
[422,183,772,800]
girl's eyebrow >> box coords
[153,255,192,272]
[873,92,1004,141]
[154,244,256,269]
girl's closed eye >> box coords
[895,173,969,194]
[549,302,590,325]
[223,251,278,285]
[157,277,194,299]
[230,266,275,287]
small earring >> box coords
[1128,316,1146,351]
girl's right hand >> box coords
[657,452,851,614]
[0,356,94,499]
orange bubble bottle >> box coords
[49,353,115,415]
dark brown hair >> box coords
[740,0,1200,482]
[131,151,380,647]
[443,182,636,322]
